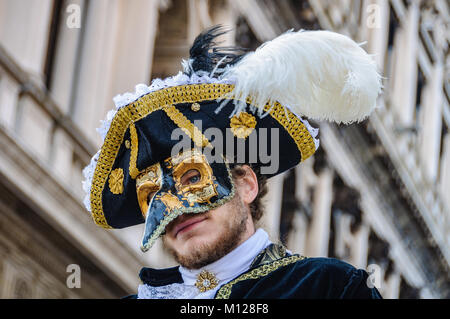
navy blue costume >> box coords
[126,244,382,299]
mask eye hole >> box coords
[147,192,156,205]
[137,185,159,218]
[180,169,201,186]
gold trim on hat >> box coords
[163,105,211,148]
[129,123,140,179]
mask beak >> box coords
[140,193,185,252]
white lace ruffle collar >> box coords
[137,228,271,299]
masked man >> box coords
[82,26,382,299]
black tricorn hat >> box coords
[82,26,381,230]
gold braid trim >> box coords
[163,105,211,148]
[129,123,140,179]
[215,254,307,299]
[90,84,316,228]
[263,102,316,162]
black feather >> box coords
[185,25,247,78]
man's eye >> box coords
[181,169,201,185]
[189,175,200,184]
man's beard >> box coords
[162,193,248,269]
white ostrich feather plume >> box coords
[220,30,382,124]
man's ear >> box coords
[235,165,259,205]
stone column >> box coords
[227,0,278,42]
[71,0,161,147]
[50,0,87,115]
[353,224,370,269]
[107,0,161,98]
[16,95,53,160]
[70,0,121,146]
[261,173,284,242]
[0,73,20,130]
[187,0,212,43]
[287,212,308,255]
[210,0,238,45]
[307,168,333,257]
[363,0,390,70]
[391,1,419,128]
[440,134,450,209]
[419,63,444,182]
[383,271,401,299]
[52,127,75,182]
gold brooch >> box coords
[109,168,124,194]
[230,112,257,139]
[195,270,219,293]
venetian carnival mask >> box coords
[137,149,234,251]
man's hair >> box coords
[230,165,268,221]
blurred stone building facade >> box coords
[0,0,448,298]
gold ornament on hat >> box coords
[191,102,201,112]
[195,270,219,292]
[230,112,257,139]
[109,168,124,194]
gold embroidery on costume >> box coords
[108,168,124,194]
[136,163,162,217]
[250,244,287,268]
[215,255,307,299]
[230,112,257,139]
[195,270,219,292]
[91,84,316,229]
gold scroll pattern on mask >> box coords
[171,149,218,206]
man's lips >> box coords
[173,215,207,237]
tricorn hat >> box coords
[82,26,381,250]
